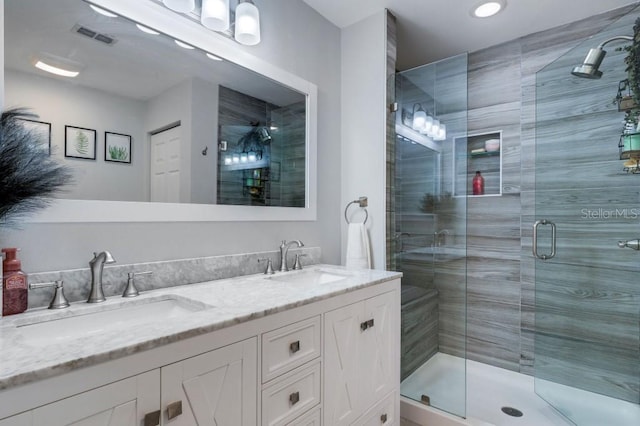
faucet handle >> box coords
[258,258,275,275]
[293,254,307,270]
[29,280,70,309]
[123,271,152,298]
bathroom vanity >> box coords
[0,266,400,425]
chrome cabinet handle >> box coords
[618,239,640,250]
[289,391,300,405]
[532,219,556,260]
[144,410,161,426]
[290,340,300,354]
[166,400,183,420]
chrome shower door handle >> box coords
[532,219,556,260]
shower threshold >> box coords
[400,352,640,426]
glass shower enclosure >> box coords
[391,54,468,418]
[534,6,640,425]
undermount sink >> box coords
[267,269,351,285]
[16,296,211,346]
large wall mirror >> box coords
[4,0,317,222]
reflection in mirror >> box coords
[4,0,307,208]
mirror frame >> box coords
[20,0,317,222]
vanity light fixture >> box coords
[472,1,505,18]
[163,0,195,13]
[174,39,195,49]
[34,60,80,78]
[235,0,261,46]
[89,5,118,18]
[159,0,263,46]
[201,0,230,31]
[136,24,160,35]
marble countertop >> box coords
[0,264,400,391]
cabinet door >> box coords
[360,291,396,410]
[22,371,158,426]
[161,337,257,426]
[323,301,362,426]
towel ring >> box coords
[344,197,368,224]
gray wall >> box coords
[0,0,342,273]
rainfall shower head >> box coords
[571,36,633,79]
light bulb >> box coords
[248,151,257,162]
[232,154,240,163]
[235,1,261,46]
[240,153,248,163]
[224,155,232,165]
[201,0,230,31]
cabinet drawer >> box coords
[352,392,396,426]
[262,316,321,382]
[261,361,321,426]
[286,406,320,426]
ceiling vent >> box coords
[72,24,117,46]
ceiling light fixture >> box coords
[472,1,505,18]
[34,61,80,78]
[235,0,261,46]
[174,40,195,49]
[89,5,118,18]
[136,24,160,35]
[201,0,230,32]
[162,0,195,14]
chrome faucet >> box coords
[279,240,304,272]
[87,251,116,303]
[434,229,450,247]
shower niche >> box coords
[453,131,502,197]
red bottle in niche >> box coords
[472,171,485,196]
[2,248,28,316]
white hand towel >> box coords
[345,222,371,269]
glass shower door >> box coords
[394,54,468,419]
[534,7,640,425]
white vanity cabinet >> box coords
[0,275,400,426]
[324,291,398,426]
[161,338,257,425]
[0,371,158,426]
[0,338,257,426]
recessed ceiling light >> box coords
[472,1,505,18]
[34,61,80,78]
[136,24,160,35]
[206,53,223,61]
[174,40,195,49]
[89,5,118,18]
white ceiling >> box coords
[302,0,639,70]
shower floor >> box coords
[401,352,640,426]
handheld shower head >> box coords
[571,35,633,79]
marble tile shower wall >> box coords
[468,4,636,375]
[25,247,320,309]
[389,3,638,378]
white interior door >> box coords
[150,126,182,203]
